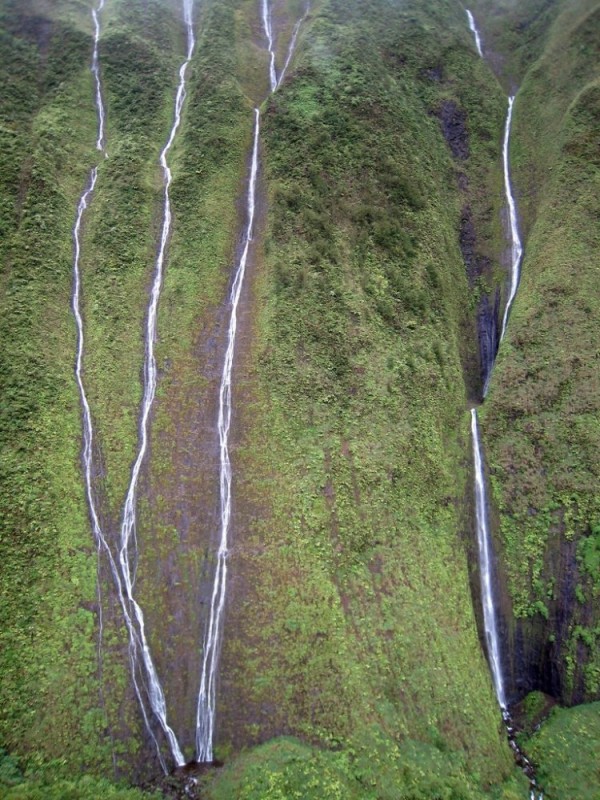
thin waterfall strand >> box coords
[71,1,170,772]
[195,0,310,761]
[498,95,523,344]
[91,0,106,151]
[467,13,524,394]
[196,109,261,764]
[118,0,196,768]
[464,14,541,798]
[276,3,310,89]
[471,409,507,709]
[483,96,523,397]
[262,0,278,91]
[466,9,483,57]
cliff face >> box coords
[0,0,598,796]
[475,0,600,707]
[216,0,510,778]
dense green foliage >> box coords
[0,749,159,799]
[0,0,116,771]
[0,0,194,775]
[206,735,527,800]
[0,0,598,795]
[524,702,600,799]
[478,0,600,702]
[213,0,513,788]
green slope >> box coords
[213,0,515,792]
[0,0,199,776]
[1,0,598,796]
[477,0,600,705]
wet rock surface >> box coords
[141,761,223,799]
[507,535,595,706]
[459,204,500,396]
[438,99,470,159]
[477,288,501,392]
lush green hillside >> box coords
[215,0,512,784]
[0,0,123,773]
[523,701,600,799]
[0,0,598,796]
[476,0,600,706]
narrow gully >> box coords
[117,0,196,768]
[195,0,309,764]
[72,0,179,774]
[466,10,542,800]
[497,94,524,351]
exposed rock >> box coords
[423,63,443,82]
[458,204,499,394]
[477,287,501,391]
[438,100,470,160]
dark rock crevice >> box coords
[435,99,502,402]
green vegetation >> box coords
[213,0,514,789]
[523,702,600,799]
[0,0,118,772]
[205,734,527,800]
[135,0,254,749]
[0,0,193,776]
[0,748,160,800]
[478,0,600,702]
[1,0,598,795]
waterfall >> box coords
[261,0,278,91]
[195,109,261,764]
[482,95,523,396]
[466,9,483,57]
[466,10,523,395]
[466,11,542,799]
[277,4,310,90]
[497,96,524,346]
[71,0,192,772]
[117,0,196,768]
[195,0,309,764]
[77,0,308,768]
[91,0,106,152]
[471,409,507,709]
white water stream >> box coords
[467,12,541,800]
[471,409,507,709]
[72,0,203,771]
[91,0,106,152]
[117,0,196,768]
[466,9,483,57]
[498,95,524,347]
[75,0,309,769]
[471,411,542,800]
[195,0,308,763]
[262,0,278,91]
[195,109,260,764]
[72,0,183,773]
[277,4,310,90]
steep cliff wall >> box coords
[476,0,600,706]
[2,0,598,796]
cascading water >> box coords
[466,9,483,58]
[117,0,197,768]
[277,3,310,90]
[466,11,542,800]
[471,408,507,710]
[195,0,309,763]
[91,0,106,152]
[497,95,524,347]
[195,109,260,763]
[77,0,308,770]
[71,0,181,773]
[261,0,278,91]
